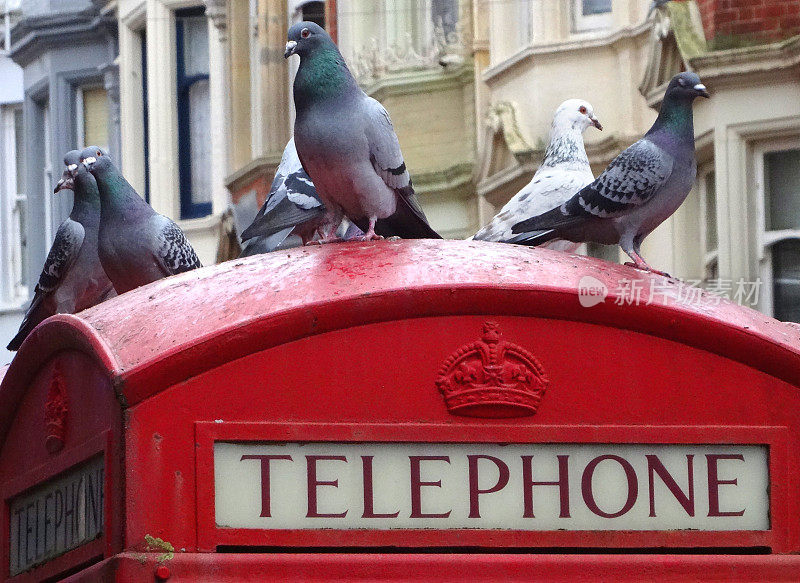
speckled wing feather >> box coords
[7,220,84,350]
[512,139,673,233]
[154,217,202,276]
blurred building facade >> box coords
[4,0,800,362]
[0,0,24,364]
[477,0,800,322]
[225,0,478,242]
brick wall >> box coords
[695,0,800,46]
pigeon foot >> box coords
[351,217,383,242]
[351,233,384,242]
[306,236,346,245]
[624,261,671,279]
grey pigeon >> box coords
[7,151,116,351]
[504,72,709,275]
[473,98,602,248]
[80,146,202,294]
[285,22,441,242]
[239,138,363,256]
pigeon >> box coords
[80,146,202,294]
[473,99,602,248]
[239,138,359,256]
[7,151,116,351]
[285,22,441,242]
[504,72,709,276]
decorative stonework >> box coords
[45,362,68,454]
[350,18,471,83]
[436,322,548,418]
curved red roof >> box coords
[2,240,800,412]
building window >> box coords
[300,1,324,28]
[698,168,718,282]
[572,0,612,32]
[176,7,211,219]
[76,86,109,152]
[41,102,52,244]
[1,104,26,305]
[758,144,800,322]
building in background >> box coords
[0,0,24,364]
[6,0,118,363]
[642,0,800,321]
[475,0,656,263]
[3,0,800,359]
[225,0,477,243]
[116,0,228,265]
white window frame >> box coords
[42,103,52,245]
[572,0,613,33]
[0,103,27,307]
[754,137,800,319]
[698,165,718,282]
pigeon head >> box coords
[54,150,82,193]
[80,146,113,175]
[665,72,709,102]
[285,22,331,59]
[553,99,602,132]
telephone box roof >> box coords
[2,239,800,424]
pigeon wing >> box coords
[475,171,588,241]
[240,139,325,243]
[512,139,674,233]
[153,217,203,276]
[7,219,84,350]
[364,98,441,238]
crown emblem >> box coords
[45,362,68,454]
[435,322,548,418]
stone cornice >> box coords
[224,152,283,195]
[10,8,116,67]
[482,21,651,86]
[413,161,474,198]
[689,35,800,83]
[361,62,474,101]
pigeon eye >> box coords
[301,28,310,38]
[579,106,587,115]
[96,150,102,156]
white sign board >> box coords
[215,443,769,531]
[9,457,104,576]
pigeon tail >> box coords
[501,229,559,247]
[6,294,48,351]
[367,188,442,239]
[511,205,584,234]
[241,197,325,242]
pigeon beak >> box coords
[284,40,297,59]
[53,171,74,193]
[694,83,710,98]
[82,156,97,170]
[590,116,603,131]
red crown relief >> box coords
[45,362,68,454]
[436,322,548,418]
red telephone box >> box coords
[3,240,800,581]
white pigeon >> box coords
[472,99,602,251]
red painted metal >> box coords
[1,240,800,581]
[57,552,800,582]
